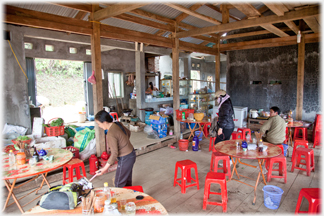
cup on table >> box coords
[81,197,94,215]
[120,199,127,211]
[125,202,136,215]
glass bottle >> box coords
[9,150,16,167]
[32,146,39,162]
[103,182,111,202]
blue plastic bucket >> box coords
[262,185,284,210]
[282,144,288,156]
[195,131,203,141]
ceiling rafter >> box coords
[205,3,240,21]
[175,3,205,23]
[164,3,221,25]
[231,3,289,37]
[176,6,319,38]
[93,3,148,21]
[264,3,299,34]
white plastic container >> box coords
[32,117,45,138]
[211,106,248,128]
[78,112,86,123]
[31,136,66,149]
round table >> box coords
[214,140,282,205]
[3,147,73,213]
[176,118,210,140]
[24,187,168,215]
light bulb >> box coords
[297,31,301,43]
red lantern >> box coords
[89,154,99,175]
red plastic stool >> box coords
[110,112,119,121]
[266,145,287,183]
[209,137,216,152]
[231,131,243,140]
[202,122,211,137]
[293,127,308,141]
[63,158,87,185]
[210,152,231,180]
[295,188,321,214]
[237,128,251,141]
[292,140,309,162]
[203,172,227,212]
[123,186,144,192]
[174,160,199,194]
[291,148,315,176]
[284,127,289,144]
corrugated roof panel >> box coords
[140,4,183,20]
[7,3,78,18]
[180,37,204,45]
[126,12,168,25]
[181,15,216,28]
[101,18,158,34]
[196,5,222,22]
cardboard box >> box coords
[32,117,45,138]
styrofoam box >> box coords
[32,117,45,139]
[210,106,248,128]
[31,136,66,149]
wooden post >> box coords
[214,34,220,92]
[172,30,180,140]
[296,32,305,120]
[90,4,105,156]
[135,43,146,122]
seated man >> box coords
[260,106,286,145]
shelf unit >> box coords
[160,79,189,97]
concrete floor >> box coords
[2,138,321,215]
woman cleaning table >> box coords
[94,110,136,188]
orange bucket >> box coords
[178,139,189,151]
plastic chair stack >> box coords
[210,151,231,180]
[291,148,315,176]
[293,127,308,141]
[292,140,309,162]
[203,172,227,212]
[313,114,321,148]
[173,160,199,194]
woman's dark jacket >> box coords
[217,99,234,130]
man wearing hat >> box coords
[214,89,235,145]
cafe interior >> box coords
[2,1,321,215]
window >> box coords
[86,49,91,55]
[108,72,124,98]
[69,47,77,54]
[191,70,200,90]
[24,42,33,49]
[45,45,54,52]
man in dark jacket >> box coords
[214,89,235,145]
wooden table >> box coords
[176,118,210,140]
[2,147,73,213]
[286,121,308,147]
[214,140,281,205]
[24,187,168,215]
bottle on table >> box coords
[103,182,111,201]
[9,150,16,167]
[32,146,39,162]
[246,134,251,143]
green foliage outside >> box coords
[35,59,83,77]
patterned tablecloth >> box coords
[24,187,168,215]
[214,140,282,159]
[286,121,304,128]
[2,147,73,180]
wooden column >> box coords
[172,33,180,140]
[90,5,105,155]
[135,43,146,122]
[214,34,220,91]
[296,33,305,120]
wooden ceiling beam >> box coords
[74,11,88,20]
[303,16,320,33]
[264,3,299,34]
[176,6,319,38]
[223,27,292,39]
[205,3,240,21]
[260,23,289,37]
[165,3,221,25]
[50,3,92,12]
[130,9,175,25]
[93,3,148,21]
[175,3,205,23]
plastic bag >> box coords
[2,123,28,136]
[88,70,96,84]
[79,138,96,161]
[143,125,153,134]
[147,130,159,139]
[73,128,95,152]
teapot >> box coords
[38,148,47,157]
[250,110,258,118]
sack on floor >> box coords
[79,138,96,161]
[74,127,95,152]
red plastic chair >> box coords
[313,114,321,148]
[293,127,308,141]
[231,131,243,140]
[63,158,87,185]
[265,145,287,183]
[295,188,321,214]
[203,172,227,212]
[292,140,309,162]
[174,160,199,194]
[209,137,216,152]
[201,122,211,137]
[291,148,315,176]
[110,112,119,121]
[210,152,231,180]
[123,186,144,192]
[237,128,251,141]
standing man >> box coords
[260,106,286,144]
